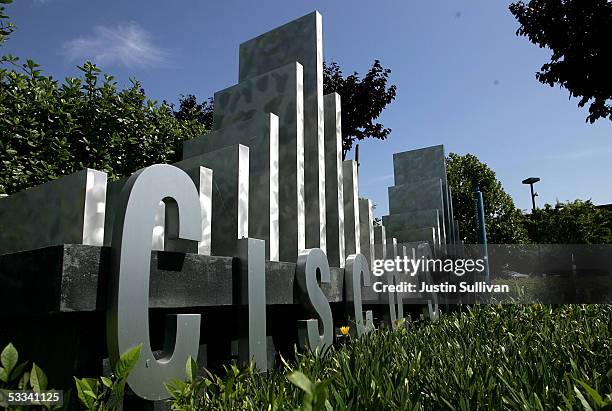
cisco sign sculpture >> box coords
[106,163,416,399]
[0,11,455,403]
[108,165,205,399]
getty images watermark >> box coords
[365,244,612,304]
[370,255,510,294]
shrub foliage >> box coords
[525,200,612,244]
[0,59,206,195]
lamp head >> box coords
[522,177,540,185]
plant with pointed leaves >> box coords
[164,356,206,410]
[73,344,141,411]
[287,371,334,411]
[0,343,65,410]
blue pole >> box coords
[474,186,490,284]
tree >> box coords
[509,0,612,123]
[323,60,397,159]
[172,94,214,130]
[525,200,612,244]
[446,153,528,244]
[0,0,14,45]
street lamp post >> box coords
[522,177,541,276]
[522,177,540,213]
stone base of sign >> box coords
[0,245,358,316]
[0,244,430,408]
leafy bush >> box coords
[525,200,612,244]
[0,59,206,195]
[74,344,141,411]
[0,343,31,391]
[0,342,65,410]
[165,304,612,410]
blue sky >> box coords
[5,0,612,217]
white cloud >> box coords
[62,22,167,68]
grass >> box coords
[165,304,612,410]
[492,277,612,304]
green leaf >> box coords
[115,344,142,380]
[576,380,604,407]
[314,378,333,398]
[1,343,18,375]
[8,361,29,383]
[74,377,96,409]
[30,363,48,391]
[0,367,7,383]
[18,371,30,390]
[164,379,186,399]
[186,356,197,383]
[74,377,86,403]
[100,376,112,388]
[441,397,457,410]
[84,378,99,392]
[287,371,313,396]
[574,385,594,411]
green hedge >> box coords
[0,59,205,195]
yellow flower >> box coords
[340,326,350,336]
